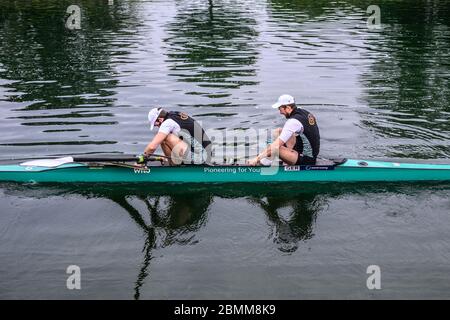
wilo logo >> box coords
[65,5,81,30]
[367,5,381,30]
[134,167,151,174]
[366,265,381,290]
[66,265,81,290]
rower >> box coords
[143,108,212,165]
[248,94,320,166]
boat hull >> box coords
[1,159,450,184]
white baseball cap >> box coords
[148,107,163,130]
[271,94,295,109]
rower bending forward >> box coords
[144,108,212,165]
[248,94,320,166]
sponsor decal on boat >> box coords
[304,165,335,170]
[204,167,262,174]
[134,167,151,174]
[204,167,238,174]
[284,165,335,171]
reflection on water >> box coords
[1,0,450,299]
[164,0,259,97]
[107,191,212,299]
[357,0,450,158]
[267,0,369,61]
[0,0,158,157]
[1,0,449,161]
[249,194,322,253]
[0,0,134,111]
[0,182,329,298]
[266,0,450,159]
[2,181,449,298]
[163,0,261,134]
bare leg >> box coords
[278,146,300,165]
[160,141,172,158]
[162,134,188,165]
[264,128,298,165]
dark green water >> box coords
[1,0,450,299]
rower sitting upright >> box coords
[248,94,320,166]
[144,108,212,165]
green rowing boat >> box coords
[0,156,450,184]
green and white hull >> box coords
[1,159,450,184]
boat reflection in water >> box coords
[1,182,448,299]
[88,184,328,296]
[249,194,322,253]
[105,191,211,299]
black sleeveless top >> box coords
[288,108,320,159]
[165,111,212,152]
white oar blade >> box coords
[20,157,74,168]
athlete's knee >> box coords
[172,140,188,154]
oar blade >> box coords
[20,157,75,168]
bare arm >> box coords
[144,132,168,155]
[248,137,283,165]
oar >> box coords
[20,154,168,168]
[72,155,168,163]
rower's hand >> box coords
[247,157,259,166]
[137,154,147,164]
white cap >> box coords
[271,94,295,109]
[148,107,163,130]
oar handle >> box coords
[138,154,171,165]
[73,154,169,164]
[73,156,139,162]
[146,156,166,162]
